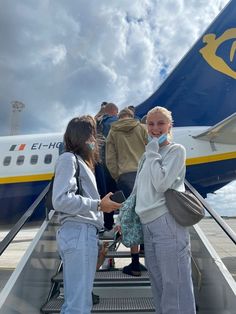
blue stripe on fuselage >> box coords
[0,180,49,224]
[186,157,236,196]
[0,158,235,223]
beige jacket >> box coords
[105,118,147,181]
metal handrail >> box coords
[1,178,235,256]
[185,179,236,245]
[0,183,51,256]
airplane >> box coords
[0,0,236,224]
[135,0,236,195]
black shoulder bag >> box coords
[45,153,83,210]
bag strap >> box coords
[137,155,146,173]
[73,153,83,196]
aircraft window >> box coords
[30,155,38,165]
[3,156,11,166]
[16,155,25,165]
[44,154,52,164]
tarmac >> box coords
[0,223,40,291]
[198,217,236,280]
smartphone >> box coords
[110,190,126,203]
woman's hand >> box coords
[146,136,159,153]
[100,192,121,213]
[114,224,121,234]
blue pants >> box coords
[57,221,98,314]
[142,212,196,314]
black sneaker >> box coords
[122,263,141,277]
[92,292,100,305]
[139,262,147,271]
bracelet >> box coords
[97,200,101,211]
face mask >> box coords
[87,142,96,151]
[158,133,168,144]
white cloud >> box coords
[30,45,67,69]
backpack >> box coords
[100,115,118,137]
[44,153,83,210]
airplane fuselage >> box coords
[0,128,235,223]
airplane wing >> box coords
[193,112,236,144]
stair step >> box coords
[106,251,144,258]
[95,270,149,282]
[41,296,155,313]
[99,234,114,241]
[52,270,150,283]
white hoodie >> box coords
[134,139,186,224]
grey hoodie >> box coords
[52,152,104,230]
[135,141,186,224]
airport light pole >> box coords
[10,101,25,135]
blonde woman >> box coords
[134,106,196,313]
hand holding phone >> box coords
[110,190,126,203]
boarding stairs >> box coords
[0,180,236,313]
[39,228,202,313]
[40,235,155,313]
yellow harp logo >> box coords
[199,28,236,79]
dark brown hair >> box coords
[64,115,100,169]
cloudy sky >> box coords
[0,0,231,136]
[206,180,236,217]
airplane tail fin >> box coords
[135,1,236,127]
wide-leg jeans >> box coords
[142,212,196,314]
[57,221,98,314]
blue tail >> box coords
[135,1,236,126]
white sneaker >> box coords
[101,258,115,270]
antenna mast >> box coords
[10,101,25,135]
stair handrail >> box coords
[0,183,51,256]
[185,179,236,245]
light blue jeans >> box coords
[142,212,196,314]
[57,221,98,314]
